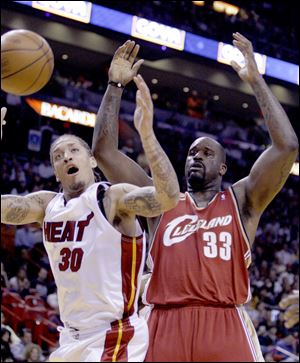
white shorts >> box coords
[49,316,148,362]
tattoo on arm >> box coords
[2,196,30,224]
[28,195,44,207]
[123,188,162,215]
[142,136,178,200]
[93,89,122,151]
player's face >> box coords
[185,137,226,191]
[52,137,97,196]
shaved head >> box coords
[185,137,227,191]
[190,137,226,163]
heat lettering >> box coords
[44,212,94,242]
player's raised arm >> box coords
[112,75,180,217]
[231,33,298,215]
[92,40,152,187]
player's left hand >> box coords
[1,107,7,140]
[230,32,261,84]
[133,75,153,138]
[279,290,299,329]
[109,40,144,87]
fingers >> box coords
[1,107,7,124]
[114,40,142,61]
[124,41,135,60]
[279,293,299,309]
[232,32,253,54]
[113,40,131,59]
[134,75,153,115]
[132,59,144,75]
[230,60,241,73]
[129,44,140,63]
[283,305,299,319]
[283,308,299,329]
[133,74,151,100]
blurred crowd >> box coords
[98,0,298,64]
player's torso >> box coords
[43,183,145,329]
[145,188,251,306]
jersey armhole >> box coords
[96,183,111,221]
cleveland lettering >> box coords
[163,214,232,246]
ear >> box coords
[219,163,227,176]
[90,156,97,169]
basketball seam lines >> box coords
[1,31,44,53]
[21,57,53,94]
[1,47,52,80]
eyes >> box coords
[189,149,214,158]
[54,147,80,161]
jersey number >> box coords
[59,247,84,272]
[203,231,232,261]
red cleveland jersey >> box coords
[144,188,252,306]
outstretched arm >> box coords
[113,75,180,217]
[231,33,298,214]
[1,191,56,225]
[92,40,152,186]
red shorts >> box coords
[145,304,264,362]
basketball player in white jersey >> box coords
[1,74,180,362]
[92,35,298,362]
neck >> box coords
[63,180,94,202]
[188,189,221,207]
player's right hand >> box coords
[1,107,7,140]
[109,40,144,87]
[230,32,261,84]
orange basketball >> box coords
[1,29,54,96]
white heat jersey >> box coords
[43,182,146,331]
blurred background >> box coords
[1,1,298,362]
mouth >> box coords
[190,163,204,171]
[67,166,79,175]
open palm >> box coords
[109,40,144,86]
[230,33,260,84]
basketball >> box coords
[1,29,54,96]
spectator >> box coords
[8,267,30,297]
[11,329,33,362]
[23,343,44,362]
[1,327,15,362]
[14,224,43,250]
[30,268,49,300]
[1,313,20,347]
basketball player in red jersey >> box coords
[92,34,298,362]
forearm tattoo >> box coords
[93,89,122,150]
[123,188,162,215]
[1,196,30,224]
[142,136,178,200]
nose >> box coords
[63,151,72,163]
[193,151,202,160]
